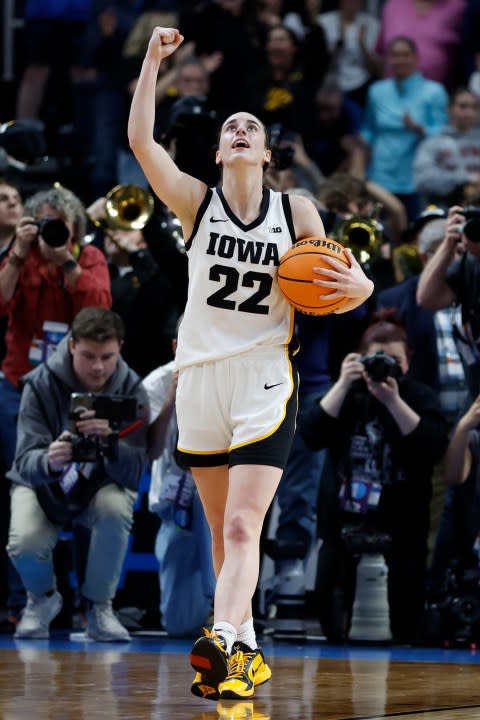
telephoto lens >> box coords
[35,217,69,247]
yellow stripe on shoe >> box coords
[218,642,272,700]
[190,671,219,700]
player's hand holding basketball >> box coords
[146,27,184,63]
[313,248,373,300]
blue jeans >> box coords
[155,491,215,636]
[8,484,136,603]
[275,389,330,559]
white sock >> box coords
[237,617,257,650]
[212,621,237,654]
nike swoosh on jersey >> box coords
[210,216,228,223]
[264,382,284,390]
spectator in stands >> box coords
[15,0,92,122]
[87,193,181,377]
[378,216,468,426]
[375,0,467,92]
[245,23,318,138]
[417,203,480,400]
[180,0,266,121]
[355,36,449,223]
[428,390,480,592]
[0,184,111,431]
[0,178,23,626]
[144,319,215,638]
[301,310,449,642]
[7,307,149,641]
[318,0,381,107]
[304,79,364,178]
[0,185,111,623]
[0,179,23,363]
[414,88,480,206]
[83,0,142,197]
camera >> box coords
[459,206,480,243]
[268,123,295,171]
[342,526,392,555]
[34,216,70,248]
[69,393,140,462]
[163,95,218,185]
[424,561,480,646]
[359,350,401,382]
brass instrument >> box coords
[88,184,155,232]
[334,215,383,265]
[104,184,154,230]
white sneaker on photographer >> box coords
[15,591,63,639]
[86,602,131,642]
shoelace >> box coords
[202,627,226,650]
[227,649,255,679]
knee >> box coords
[92,486,135,530]
[8,528,53,560]
[224,513,255,546]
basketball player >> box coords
[128,27,374,701]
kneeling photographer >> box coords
[6,307,149,642]
[300,310,449,643]
[425,394,480,646]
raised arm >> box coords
[416,206,460,310]
[127,27,207,236]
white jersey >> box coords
[175,187,296,369]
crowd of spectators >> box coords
[1,0,480,645]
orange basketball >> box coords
[277,237,351,316]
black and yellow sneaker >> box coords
[190,628,229,699]
[191,671,220,701]
[218,642,272,700]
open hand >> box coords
[313,248,373,300]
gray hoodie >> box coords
[8,335,149,521]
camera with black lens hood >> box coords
[359,350,401,382]
[342,525,392,555]
[268,123,295,171]
[459,206,480,243]
[163,95,218,184]
[68,393,140,462]
[34,216,70,247]
[424,561,480,647]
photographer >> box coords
[417,203,480,400]
[7,307,149,641]
[0,184,111,627]
[0,185,111,460]
[300,310,449,643]
[426,394,480,635]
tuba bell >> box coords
[91,184,155,231]
[334,215,383,265]
[105,184,154,230]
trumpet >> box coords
[90,184,155,231]
[333,215,384,265]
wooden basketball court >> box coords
[0,633,479,719]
